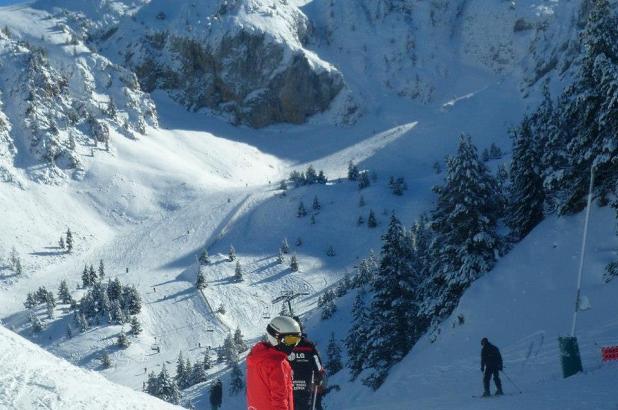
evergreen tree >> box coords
[489,143,502,159]
[228,245,236,262]
[30,312,43,334]
[348,161,360,181]
[297,201,307,217]
[326,245,336,257]
[81,265,90,288]
[98,259,105,280]
[281,238,290,254]
[551,0,618,212]
[46,299,55,319]
[223,334,239,364]
[190,361,207,385]
[357,215,365,226]
[89,264,97,284]
[66,228,73,253]
[279,180,287,191]
[277,248,285,264]
[317,170,327,184]
[15,258,22,275]
[130,316,142,335]
[326,332,343,375]
[234,260,243,282]
[367,209,377,228]
[59,236,65,249]
[101,352,112,369]
[229,363,244,395]
[156,365,180,404]
[313,195,320,210]
[175,351,187,388]
[117,331,130,348]
[305,165,318,184]
[210,379,223,409]
[58,280,71,304]
[233,327,247,352]
[428,134,502,318]
[346,291,369,380]
[359,195,366,207]
[481,148,490,162]
[507,119,545,240]
[145,371,159,395]
[24,293,37,309]
[363,214,419,389]
[290,255,299,272]
[203,351,212,370]
[358,171,370,190]
[198,249,210,265]
[196,270,207,290]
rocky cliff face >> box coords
[106,0,344,127]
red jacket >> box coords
[247,342,294,410]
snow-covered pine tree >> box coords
[234,260,243,282]
[175,351,187,388]
[279,180,288,191]
[196,270,207,289]
[81,265,90,288]
[66,228,73,253]
[346,291,369,380]
[317,170,328,184]
[233,327,247,352]
[363,214,419,389]
[507,118,545,241]
[156,365,180,404]
[277,248,285,264]
[481,148,490,162]
[281,238,290,254]
[229,363,244,395]
[24,293,37,309]
[489,143,502,159]
[203,351,212,370]
[297,201,307,217]
[427,134,502,318]
[88,264,97,284]
[359,195,366,207]
[98,259,105,280]
[101,352,112,369]
[358,171,370,190]
[117,331,130,348]
[130,316,142,335]
[326,332,343,375]
[348,160,360,181]
[550,0,618,212]
[228,245,236,262]
[190,361,207,386]
[367,209,377,228]
[59,236,65,249]
[326,245,336,257]
[305,165,318,184]
[30,311,43,334]
[290,254,299,272]
[223,334,239,364]
[15,258,22,275]
[320,290,336,320]
[46,299,55,319]
[313,195,321,210]
[198,249,210,265]
[58,279,71,305]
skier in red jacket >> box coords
[247,316,302,410]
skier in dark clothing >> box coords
[290,317,326,410]
[481,337,503,397]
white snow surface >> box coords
[0,324,181,409]
[0,0,617,409]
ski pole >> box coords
[311,371,318,410]
[501,370,522,393]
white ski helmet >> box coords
[266,316,302,347]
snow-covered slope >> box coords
[0,324,182,409]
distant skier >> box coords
[480,337,503,397]
[290,317,326,410]
[247,316,301,410]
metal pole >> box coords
[287,299,294,316]
[571,167,594,337]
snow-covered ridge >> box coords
[0,6,157,185]
[101,0,344,127]
[0,324,181,409]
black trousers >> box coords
[483,368,502,393]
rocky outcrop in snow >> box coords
[106,0,344,127]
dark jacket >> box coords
[289,337,325,410]
[481,342,503,371]
[247,342,294,410]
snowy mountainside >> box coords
[317,207,618,410]
[101,0,345,127]
[0,5,157,184]
[0,324,182,409]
